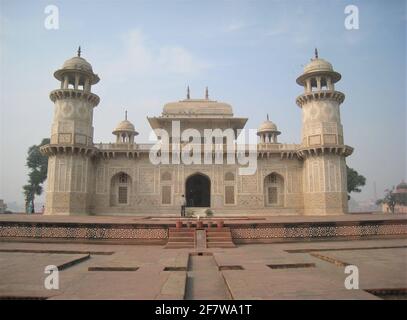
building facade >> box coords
[41,49,353,216]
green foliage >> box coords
[347,166,366,200]
[23,138,50,213]
[205,208,214,217]
[185,208,195,217]
[376,187,407,213]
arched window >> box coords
[264,173,284,207]
[161,171,172,181]
[224,172,236,205]
[224,172,235,181]
[110,172,131,206]
[160,171,172,205]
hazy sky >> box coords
[0,0,406,209]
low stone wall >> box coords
[0,221,168,244]
[0,215,406,245]
[229,219,407,243]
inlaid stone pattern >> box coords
[231,223,407,239]
[0,224,167,240]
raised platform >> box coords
[0,213,406,245]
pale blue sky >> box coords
[0,0,406,208]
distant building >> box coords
[382,181,407,214]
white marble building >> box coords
[41,49,353,216]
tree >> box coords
[23,138,49,213]
[376,185,407,213]
[376,188,397,213]
[347,166,366,200]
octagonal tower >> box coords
[296,49,353,215]
[41,48,100,215]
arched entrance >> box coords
[185,173,211,207]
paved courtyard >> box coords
[0,238,406,299]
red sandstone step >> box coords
[168,233,195,237]
[206,232,232,237]
[205,227,235,248]
[166,240,195,244]
[207,238,232,242]
[165,243,195,249]
[207,243,235,248]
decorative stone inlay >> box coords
[296,91,345,108]
[49,89,100,106]
[0,224,167,240]
[231,223,407,239]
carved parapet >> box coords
[296,90,345,108]
[40,143,98,157]
[49,89,100,107]
[296,144,353,159]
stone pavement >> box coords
[0,238,406,299]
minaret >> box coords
[296,49,353,215]
[41,48,100,215]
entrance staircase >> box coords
[165,228,196,249]
[206,227,235,248]
[165,226,235,249]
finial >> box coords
[125,110,127,121]
[187,86,190,99]
[267,114,269,121]
[205,87,209,100]
[77,46,81,57]
[314,48,318,59]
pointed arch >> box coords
[264,172,285,207]
[185,172,211,207]
[110,172,132,206]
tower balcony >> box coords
[40,143,98,157]
[49,89,100,107]
[297,144,353,159]
[296,90,345,108]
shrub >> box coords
[205,209,214,217]
[185,208,195,217]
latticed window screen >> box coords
[225,186,235,204]
[267,174,277,184]
[119,173,128,183]
[268,187,278,204]
[118,186,128,204]
[161,186,172,205]
[224,172,235,181]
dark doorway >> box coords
[185,174,211,207]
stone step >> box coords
[169,232,195,238]
[206,232,232,237]
[205,227,235,248]
[165,243,195,249]
[168,237,195,242]
[207,237,233,242]
[207,242,235,248]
